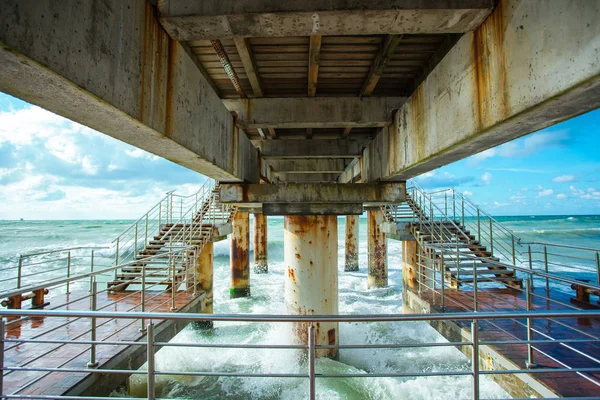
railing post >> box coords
[444,192,448,216]
[17,255,23,289]
[477,209,481,243]
[134,224,139,258]
[87,279,99,368]
[440,255,445,310]
[66,250,72,294]
[489,219,493,254]
[158,203,162,229]
[452,191,456,220]
[140,264,147,333]
[89,250,95,291]
[528,245,534,288]
[525,278,537,369]
[473,259,478,312]
[471,320,480,400]
[308,324,316,400]
[456,235,461,291]
[145,214,149,247]
[461,197,465,227]
[544,246,550,293]
[147,322,156,400]
[511,236,516,265]
[0,318,5,396]
[170,251,177,311]
[180,198,183,221]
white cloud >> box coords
[463,190,473,196]
[556,193,567,199]
[537,189,554,198]
[552,175,576,183]
[570,185,586,196]
[481,172,492,185]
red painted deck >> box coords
[2,289,201,397]
[413,285,600,397]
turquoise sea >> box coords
[0,215,598,399]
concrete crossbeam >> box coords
[268,159,348,173]
[264,203,363,216]
[363,0,600,181]
[258,140,364,159]
[219,183,406,204]
[158,0,494,39]
[273,173,341,183]
[223,97,406,129]
[0,0,258,183]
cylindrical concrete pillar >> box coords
[230,211,250,298]
[284,215,338,358]
[253,213,268,273]
[402,241,419,291]
[195,242,214,313]
[367,209,387,288]
[344,215,359,271]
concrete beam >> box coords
[158,1,494,40]
[0,0,258,183]
[264,203,362,216]
[274,173,340,183]
[219,183,406,204]
[338,158,362,183]
[363,0,600,181]
[223,97,406,129]
[268,159,347,173]
[259,139,364,159]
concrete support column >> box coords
[344,215,359,271]
[230,211,250,298]
[402,241,419,291]
[367,209,387,288]
[253,213,269,273]
[284,215,338,358]
[195,242,214,313]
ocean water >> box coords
[1,215,599,399]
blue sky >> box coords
[0,92,599,219]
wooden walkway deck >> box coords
[407,286,600,398]
[3,288,203,397]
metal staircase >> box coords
[108,180,236,291]
[384,183,522,289]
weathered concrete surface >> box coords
[338,158,362,183]
[367,209,387,288]
[263,203,363,216]
[363,0,600,181]
[220,183,406,204]
[0,0,258,183]
[230,211,250,298]
[158,0,494,39]
[284,215,338,358]
[268,159,347,173]
[345,215,359,272]
[383,222,417,241]
[258,140,365,159]
[223,97,406,129]
[273,173,341,183]
[402,241,419,290]
[195,242,214,314]
[253,213,268,274]
[403,290,558,398]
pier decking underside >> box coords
[405,286,600,398]
[3,289,203,397]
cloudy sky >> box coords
[1,92,599,219]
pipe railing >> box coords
[0,309,598,399]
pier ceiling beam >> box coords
[267,159,348,174]
[219,183,406,205]
[362,0,600,182]
[158,0,494,40]
[223,97,406,130]
[0,0,258,183]
[258,139,365,160]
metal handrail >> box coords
[17,246,109,259]
[111,191,174,243]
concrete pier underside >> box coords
[284,215,339,358]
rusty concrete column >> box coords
[193,242,214,329]
[284,215,338,358]
[253,213,269,273]
[344,215,359,271]
[402,241,419,291]
[230,211,250,298]
[367,209,387,288]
